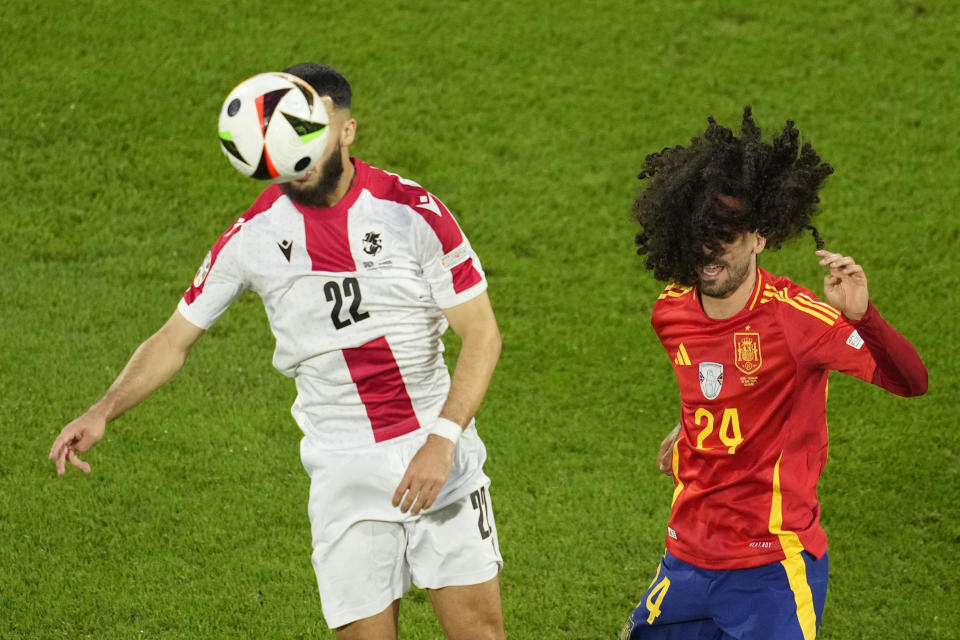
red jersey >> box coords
[652,267,926,570]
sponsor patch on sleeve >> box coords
[846,330,864,350]
[193,251,212,288]
[440,245,470,270]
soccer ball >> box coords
[217,72,330,183]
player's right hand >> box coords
[393,434,456,515]
[657,423,681,475]
[49,413,106,476]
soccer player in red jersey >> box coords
[619,107,927,640]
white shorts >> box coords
[300,426,503,629]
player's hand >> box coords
[393,434,456,515]
[816,250,869,321]
[49,412,106,476]
[657,423,681,475]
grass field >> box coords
[2,0,958,638]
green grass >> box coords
[2,0,958,638]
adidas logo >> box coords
[673,344,691,366]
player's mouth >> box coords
[700,264,725,280]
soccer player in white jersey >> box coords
[49,62,506,640]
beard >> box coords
[280,141,345,208]
[699,256,753,299]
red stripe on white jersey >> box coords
[341,336,421,442]
[291,162,368,272]
[183,185,283,304]
[362,161,465,253]
[302,207,356,272]
[450,257,483,294]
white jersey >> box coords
[178,159,488,450]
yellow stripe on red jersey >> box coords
[658,283,694,300]
[760,286,841,326]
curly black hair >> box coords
[633,106,834,286]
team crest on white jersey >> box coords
[193,252,212,288]
[362,231,382,256]
[698,362,724,400]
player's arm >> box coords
[847,302,927,396]
[393,291,502,514]
[49,309,205,476]
[816,250,927,397]
[436,291,502,430]
[657,423,682,475]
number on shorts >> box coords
[469,487,492,540]
[645,576,671,624]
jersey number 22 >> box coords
[324,278,370,329]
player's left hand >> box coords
[816,250,869,321]
[393,434,455,515]
[657,423,682,475]
[49,411,106,476]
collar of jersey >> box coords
[694,266,766,320]
[290,157,368,217]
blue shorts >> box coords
[619,550,828,640]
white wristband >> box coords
[430,417,463,444]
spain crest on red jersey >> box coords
[734,332,762,374]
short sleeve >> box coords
[177,219,249,329]
[412,193,487,309]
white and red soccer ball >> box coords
[218,72,330,183]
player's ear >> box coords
[753,232,767,255]
[341,118,357,147]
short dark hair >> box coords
[283,62,352,109]
[633,106,834,286]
